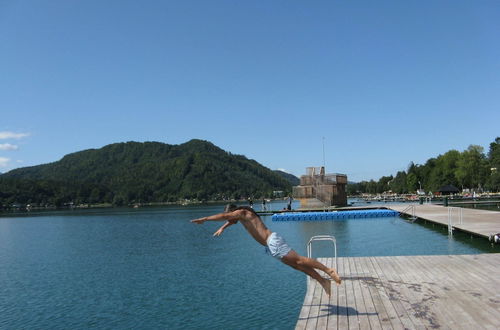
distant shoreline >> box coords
[3,194,500,216]
[0,198,288,215]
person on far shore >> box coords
[261,198,267,211]
[286,196,293,211]
[191,204,341,296]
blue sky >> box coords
[1,1,499,182]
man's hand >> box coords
[191,217,206,224]
[212,220,236,236]
[213,227,224,236]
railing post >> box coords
[448,207,453,235]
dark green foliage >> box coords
[487,137,500,191]
[274,170,300,186]
[0,140,292,208]
[348,137,500,195]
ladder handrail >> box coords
[447,206,464,234]
[307,235,337,277]
[401,204,413,213]
[448,207,453,234]
[401,204,417,222]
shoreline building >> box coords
[292,166,347,208]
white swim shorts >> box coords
[266,232,292,259]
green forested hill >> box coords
[274,170,300,186]
[0,140,294,207]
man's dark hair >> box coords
[224,204,258,216]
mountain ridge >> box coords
[0,139,298,207]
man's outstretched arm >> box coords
[191,211,240,224]
[213,220,238,236]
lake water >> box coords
[461,202,500,212]
[1,201,499,329]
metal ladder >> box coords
[447,206,463,235]
[307,235,337,282]
[401,204,417,222]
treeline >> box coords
[0,140,293,208]
[348,137,500,195]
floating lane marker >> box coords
[271,209,399,221]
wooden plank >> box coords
[357,256,393,329]
[305,267,323,330]
[361,256,404,329]
[407,255,478,328]
[416,255,500,328]
[343,256,360,330]
[444,255,500,321]
[453,254,500,285]
[296,277,315,330]
[452,254,500,297]
[413,255,492,328]
[352,256,382,329]
[424,254,500,318]
[325,256,339,330]
[470,254,500,306]
[347,257,371,330]
[315,257,332,330]
[369,257,417,330]
[394,255,473,329]
[373,256,428,330]
[388,256,455,329]
[337,257,349,329]
[328,256,341,329]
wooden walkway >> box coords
[388,203,500,239]
[296,254,500,330]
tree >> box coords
[455,145,488,190]
[390,171,407,194]
[428,150,460,191]
[420,158,436,192]
[487,137,500,191]
[377,176,393,193]
[89,188,101,204]
[406,172,418,193]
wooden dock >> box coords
[388,203,500,239]
[296,254,500,329]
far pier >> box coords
[260,202,500,242]
[389,203,500,240]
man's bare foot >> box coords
[319,278,331,296]
[327,268,342,285]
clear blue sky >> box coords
[1,1,499,182]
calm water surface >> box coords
[1,201,498,329]
[461,202,500,212]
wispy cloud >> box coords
[0,143,18,151]
[0,131,30,139]
[277,168,290,173]
[0,157,10,168]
